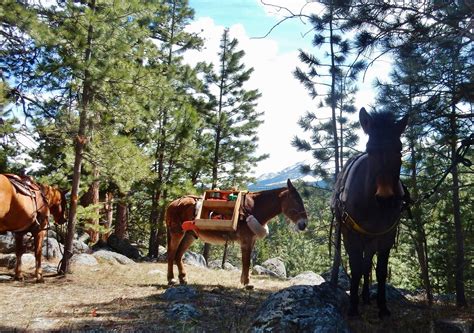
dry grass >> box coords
[0,260,288,332]
[0,260,471,332]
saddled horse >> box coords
[166,179,308,287]
[0,174,67,282]
[333,108,408,318]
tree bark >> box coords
[115,194,128,240]
[101,191,114,241]
[59,0,95,274]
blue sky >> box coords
[189,0,313,53]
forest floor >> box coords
[0,260,472,332]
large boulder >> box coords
[0,253,16,269]
[162,286,199,302]
[321,266,351,290]
[208,260,238,271]
[251,282,350,332]
[166,303,201,322]
[290,271,325,286]
[93,249,135,265]
[42,238,64,259]
[72,239,90,254]
[183,251,207,268]
[252,265,280,278]
[106,234,141,259]
[261,258,287,279]
[369,283,409,303]
[0,232,15,253]
[70,253,98,266]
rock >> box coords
[42,238,63,259]
[46,229,57,240]
[0,274,13,281]
[435,319,473,333]
[252,265,280,278]
[21,253,36,268]
[78,233,90,243]
[183,251,207,268]
[157,245,167,262]
[41,263,58,274]
[369,283,409,303]
[92,250,135,265]
[0,254,16,269]
[162,286,198,302]
[208,260,238,271]
[251,282,350,332]
[0,232,15,253]
[321,266,351,290]
[166,303,201,321]
[290,271,325,286]
[261,258,287,278]
[107,234,141,259]
[72,240,90,254]
[70,253,98,266]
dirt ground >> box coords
[0,260,472,332]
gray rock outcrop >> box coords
[251,282,350,333]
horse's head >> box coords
[360,108,408,204]
[281,179,308,231]
[43,185,68,225]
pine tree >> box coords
[292,3,365,184]
[199,28,266,263]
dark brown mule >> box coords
[0,174,67,282]
[333,108,408,318]
[166,179,308,287]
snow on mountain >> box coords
[248,161,325,191]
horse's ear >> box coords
[287,179,295,191]
[359,107,372,134]
[396,114,409,134]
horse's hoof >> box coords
[378,308,391,319]
[179,279,187,285]
[168,279,178,286]
[244,284,254,290]
[14,276,24,282]
[36,277,45,283]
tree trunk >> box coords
[59,0,95,274]
[148,187,160,258]
[89,166,100,243]
[115,194,128,240]
[101,191,114,241]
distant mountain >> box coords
[248,161,327,191]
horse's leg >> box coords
[376,248,391,318]
[240,238,255,288]
[175,232,196,285]
[362,250,375,305]
[14,233,25,281]
[348,249,363,317]
[34,230,46,283]
[167,231,184,285]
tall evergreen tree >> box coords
[292,3,365,184]
[199,28,266,263]
[145,0,204,257]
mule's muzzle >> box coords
[297,218,308,231]
[375,195,401,208]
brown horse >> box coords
[333,108,408,318]
[166,179,308,287]
[0,174,67,282]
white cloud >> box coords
[185,17,313,176]
[184,16,392,177]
